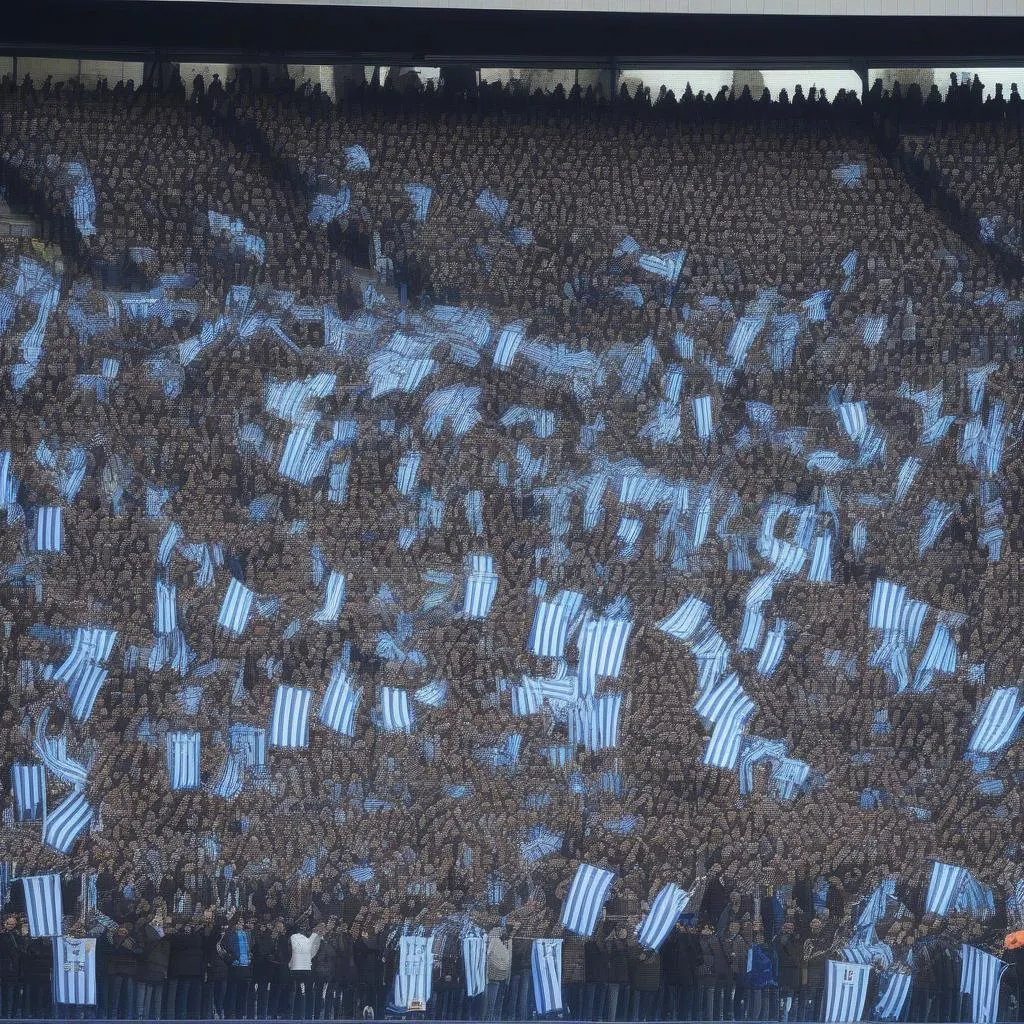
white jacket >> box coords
[289,932,322,972]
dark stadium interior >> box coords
[1,2,1024,1022]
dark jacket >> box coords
[629,949,661,991]
[0,931,22,981]
[562,937,585,985]
[168,930,204,980]
[203,927,229,982]
[313,936,340,982]
[222,928,254,980]
[510,937,532,975]
[22,937,53,983]
[606,937,630,985]
[353,937,386,990]
[255,929,290,981]
[584,939,609,983]
[699,933,732,982]
[136,924,171,984]
[663,929,702,988]
[103,930,139,978]
[778,936,803,991]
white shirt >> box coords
[289,932,322,972]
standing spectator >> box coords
[102,925,139,1021]
[136,910,171,1021]
[699,923,731,1022]
[562,935,585,1019]
[484,926,511,1022]
[166,913,204,1020]
[21,927,51,1019]
[0,914,23,1020]
[222,913,254,1020]
[583,927,610,1021]
[627,945,661,1022]
[202,913,228,1021]
[662,916,702,1022]
[506,932,532,1021]
[288,920,323,1020]
[776,921,803,1023]
[605,925,631,1023]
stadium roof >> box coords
[5,2,1024,65]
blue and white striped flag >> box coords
[576,615,633,697]
[561,864,615,937]
[463,930,488,998]
[874,972,912,1021]
[12,763,46,820]
[637,883,691,951]
[154,580,177,635]
[53,937,97,1005]
[532,938,563,1016]
[756,619,788,677]
[269,685,312,748]
[166,731,201,790]
[825,961,871,1022]
[658,597,710,642]
[217,578,255,636]
[312,570,347,625]
[43,793,93,854]
[35,506,63,552]
[692,395,714,443]
[463,554,499,620]
[377,687,414,734]
[960,945,1005,1024]
[320,667,362,737]
[528,591,583,659]
[211,754,243,800]
[393,934,434,1011]
[926,862,968,917]
[967,688,1024,755]
[23,874,63,936]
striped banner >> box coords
[166,731,201,790]
[217,578,255,636]
[393,934,434,1011]
[12,763,46,820]
[960,945,1005,1024]
[561,864,615,937]
[825,961,871,1023]
[577,615,633,697]
[312,570,347,625]
[269,685,312,748]
[637,883,691,951]
[532,938,563,1015]
[463,554,500,620]
[528,592,582,658]
[874,971,912,1021]
[926,862,968,917]
[377,687,414,734]
[53,937,97,1005]
[463,930,488,998]
[43,792,93,854]
[35,506,63,552]
[23,874,63,936]
[968,688,1024,755]
[319,667,362,737]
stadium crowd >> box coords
[0,63,1023,1019]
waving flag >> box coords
[463,930,488,998]
[12,763,46,821]
[405,184,432,222]
[561,864,615,937]
[23,874,63,936]
[967,687,1024,755]
[53,937,98,1006]
[167,732,201,791]
[874,972,912,1021]
[393,934,434,1011]
[218,578,255,636]
[926,862,968,916]
[377,687,414,734]
[463,554,500,619]
[960,945,1005,1024]
[637,883,691,951]
[35,506,63,552]
[320,667,362,737]
[43,793,93,854]
[269,686,312,748]
[532,939,564,1015]
[825,961,871,1022]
